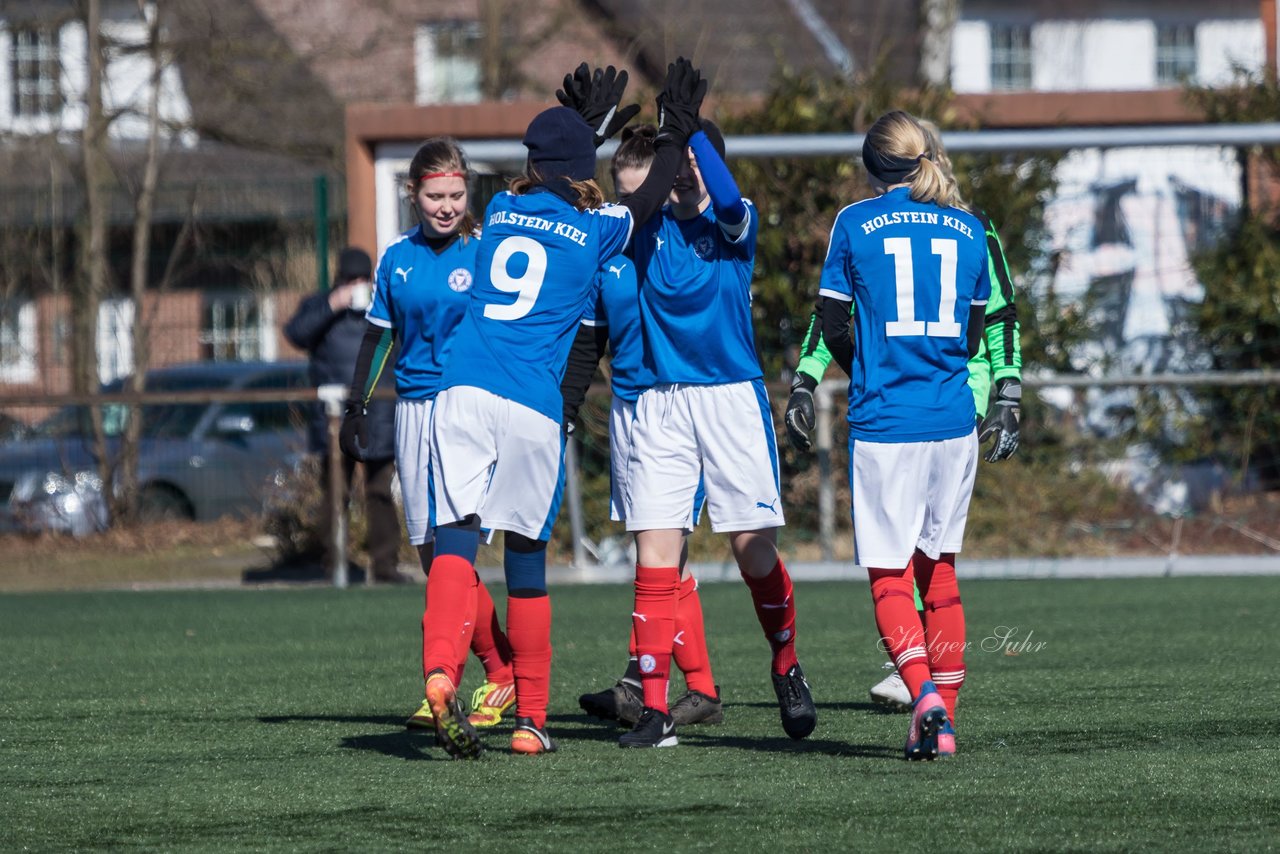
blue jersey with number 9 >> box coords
[438,189,634,422]
[817,187,990,442]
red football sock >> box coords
[632,565,679,713]
[868,562,932,700]
[455,576,478,685]
[740,558,798,675]
[672,575,716,695]
[421,554,476,686]
[915,551,966,722]
[506,594,552,728]
[470,577,514,685]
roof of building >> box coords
[583,0,920,93]
[0,141,338,227]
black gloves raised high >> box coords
[656,56,707,147]
[556,62,641,147]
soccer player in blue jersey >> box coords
[618,119,817,748]
[339,138,516,733]
[417,59,708,758]
[786,117,1023,713]
[561,125,722,729]
[817,110,990,760]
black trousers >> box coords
[319,453,401,577]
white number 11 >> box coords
[883,237,961,338]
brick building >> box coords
[0,0,1275,407]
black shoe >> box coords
[618,707,678,748]
[669,687,724,725]
[579,680,644,726]
[771,663,816,740]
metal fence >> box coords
[4,127,1280,581]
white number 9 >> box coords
[483,236,547,321]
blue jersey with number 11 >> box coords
[439,189,634,422]
[817,187,990,443]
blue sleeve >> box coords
[973,237,992,305]
[594,204,635,261]
[816,215,854,301]
[582,274,606,327]
[689,131,748,230]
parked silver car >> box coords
[0,361,309,536]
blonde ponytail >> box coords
[863,110,963,209]
[909,155,963,209]
[916,118,968,210]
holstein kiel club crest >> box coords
[447,268,473,292]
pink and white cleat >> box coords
[937,721,957,757]
[904,680,949,761]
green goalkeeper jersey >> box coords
[795,209,1022,418]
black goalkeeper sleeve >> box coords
[348,321,393,405]
[820,297,854,378]
[968,303,986,359]
[560,323,609,428]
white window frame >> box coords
[97,297,135,384]
[414,20,483,105]
[199,292,275,363]
[1156,22,1197,86]
[9,23,62,119]
[989,22,1033,91]
[0,299,37,384]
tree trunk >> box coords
[918,0,958,88]
[79,0,115,520]
[118,0,165,522]
[480,0,508,100]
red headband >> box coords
[420,171,466,180]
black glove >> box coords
[784,374,818,452]
[556,62,641,147]
[338,400,368,462]
[656,56,707,146]
[978,378,1021,462]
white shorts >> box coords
[610,394,704,526]
[394,398,435,546]
[429,385,565,541]
[850,430,978,569]
[624,380,783,534]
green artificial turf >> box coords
[2,577,1277,851]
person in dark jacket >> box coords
[284,247,408,583]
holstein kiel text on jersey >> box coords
[487,210,589,247]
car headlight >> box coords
[40,470,103,498]
[10,468,108,534]
[13,469,104,504]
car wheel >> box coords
[138,485,195,522]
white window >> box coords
[1156,23,1196,85]
[97,298,135,383]
[414,21,482,104]
[200,293,274,362]
[10,25,62,118]
[989,23,1032,90]
[0,299,37,383]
